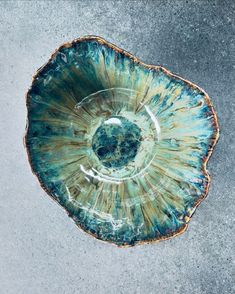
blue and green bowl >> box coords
[25,36,219,246]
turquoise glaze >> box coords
[25,36,219,246]
[92,116,142,168]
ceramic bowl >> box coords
[25,36,219,246]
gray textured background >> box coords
[0,1,234,293]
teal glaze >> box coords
[92,116,141,168]
[25,36,219,246]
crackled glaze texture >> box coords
[25,36,219,246]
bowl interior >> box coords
[25,37,219,246]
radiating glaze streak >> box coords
[25,36,219,246]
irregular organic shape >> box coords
[25,36,219,246]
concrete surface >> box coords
[0,1,234,293]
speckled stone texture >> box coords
[0,0,234,293]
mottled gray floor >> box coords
[0,1,234,293]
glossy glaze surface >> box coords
[92,116,142,169]
[25,36,219,246]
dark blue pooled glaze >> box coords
[92,116,141,168]
[25,36,219,246]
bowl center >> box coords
[92,116,142,169]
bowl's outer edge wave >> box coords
[24,35,219,247]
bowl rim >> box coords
[24,35,220,247]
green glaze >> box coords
[25,36,219,246]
